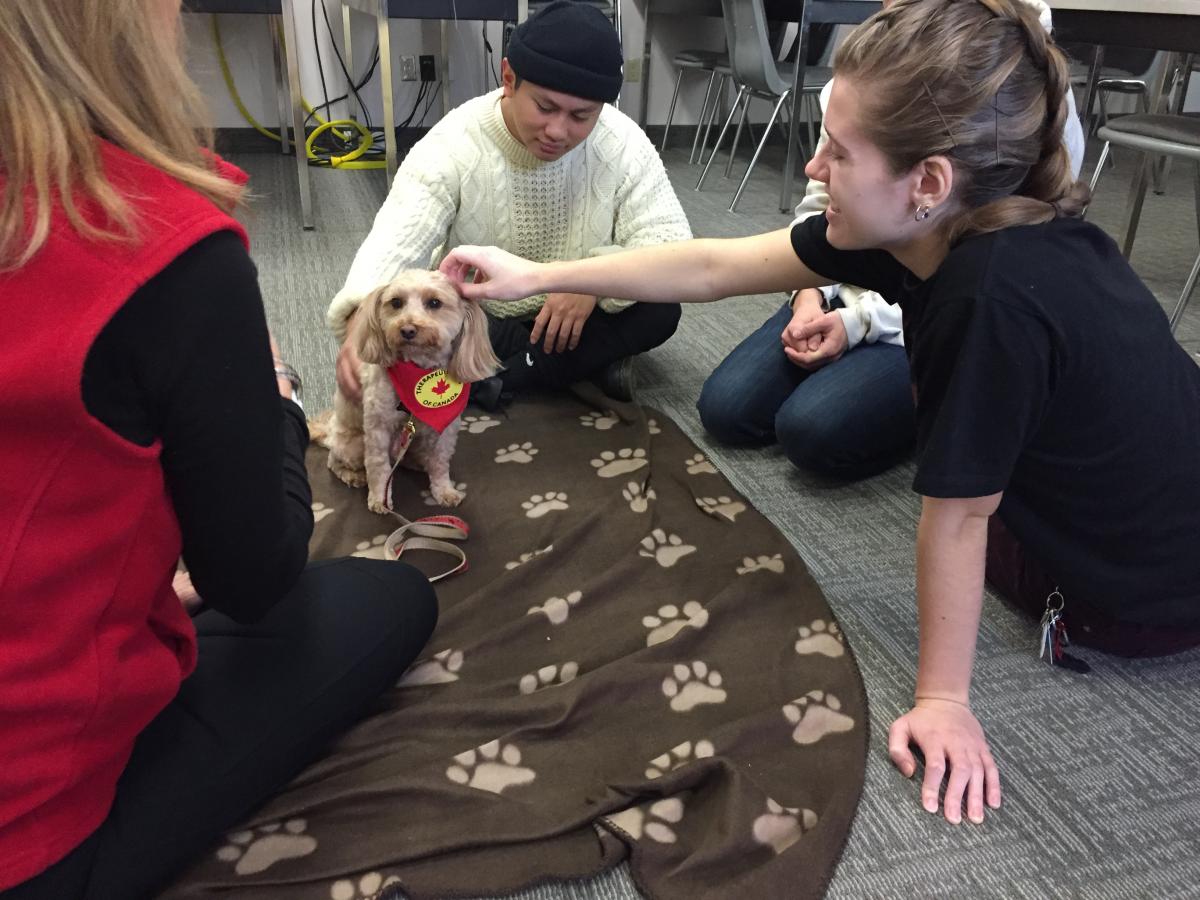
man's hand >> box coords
[784,312,849,371]
[530,293,597,354]
[888,698,1002,825]
[336,308,363,402]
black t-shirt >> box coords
[80,231,313,622]
[791,214,1200,627]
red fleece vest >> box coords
[0,142,248,889]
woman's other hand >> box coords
[888,698,1002,825]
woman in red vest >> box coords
[0,2,437,896]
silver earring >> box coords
[915,205,931,222]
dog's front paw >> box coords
[367,493,391,515]
[328,454,367,488]
[432,484,466,508]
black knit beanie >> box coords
[506,1,623,103]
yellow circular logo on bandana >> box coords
[414,369,464,409]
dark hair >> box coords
[835,0,1088,241]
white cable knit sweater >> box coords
[327,89,692,339]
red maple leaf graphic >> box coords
[431,378,451,395]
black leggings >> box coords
[2,558,437,900]
[489,301,681,392]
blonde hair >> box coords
[0,0,243,269]
[835,0,1088,241]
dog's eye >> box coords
[389,297,403,310]
[426,297,443,310]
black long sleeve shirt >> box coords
[80,231,313,622]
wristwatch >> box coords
[273,359,304,409]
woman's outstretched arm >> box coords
[439,227,833,305]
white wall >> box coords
[187,4,1195,135]
[184,2,732,131]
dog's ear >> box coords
[355,285,391,365]
[449,297,501,384]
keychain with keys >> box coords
[1037,589,1090,673]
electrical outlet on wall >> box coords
[419,54,437,82]
[400,55,418,81]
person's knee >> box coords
[313,558,438,670]
[636,302,682,349]
[775,412,896,480]
[697,376,760,446]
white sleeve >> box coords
[590,126,693,314]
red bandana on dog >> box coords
[386,361,471,433]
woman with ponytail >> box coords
[442,0,1200,827]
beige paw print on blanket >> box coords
[580,410,620,431]
[527,590,582,625]
[662,661,726,712]
[446,740,536,794]
[460,414,500,434]
[783,691,855,745]
[685,453,717,475]
[622,481,656,513]
[606,798,685,843]
[736,554,785,575]
[695,496,747,522]
[795,619,845,658]
[519,662,579,694]
[645,739,715,779]
[639,528,696,568]
[591,448,648,477]
[398,648,463,686]
[522,492,569,518]
[330,871,401,900]
[216,819,316,876]
[311,502,335,523]
[643,601,708,647]
[505,544,553,570]
[752,798,818,855]
[495,442,538,463]
[351,534,389,559]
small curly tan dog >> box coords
[326,270,499,512]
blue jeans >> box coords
[697,301,915,480]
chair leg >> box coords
[1088,141,1112,198]
[730,90,791,213]
[697,74,729,167]
[697,85,748,191]
[724,90,752,179]
[1170,250,1200,333]
[1121,153,1152,259]
[804,93,817,159]
[661,68,685,153]
[689,69,719,164]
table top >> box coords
[1049,0,1197,14]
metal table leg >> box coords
[376,0,398,182]
[281,0,314,229]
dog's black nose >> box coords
[400,326,417,341]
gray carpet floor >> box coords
[227,132,1200,899]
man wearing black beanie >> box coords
[329,0,692,409]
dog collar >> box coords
[386,361,471,433]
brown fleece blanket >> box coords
[162,387,867,900]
